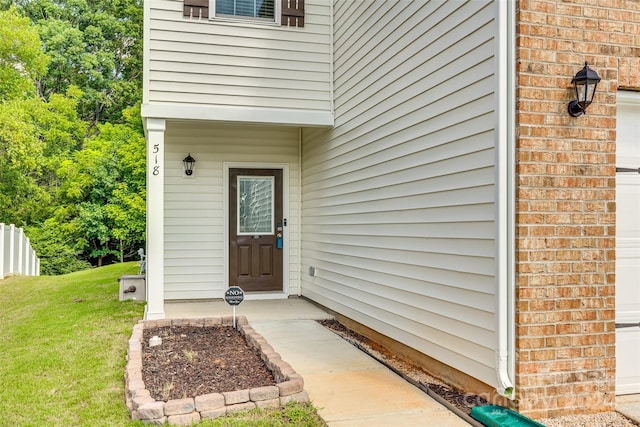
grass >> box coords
[199,402,326,427]
[0,263,144,426]
[0,263,326,427]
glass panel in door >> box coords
[238,176,274,235]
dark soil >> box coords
[142,325,276,401]
[318,319,489,415]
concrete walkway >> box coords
[165,298,468,426]
[617,394,640,425]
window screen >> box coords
[216,0,275,20]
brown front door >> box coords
[229,168,283,292]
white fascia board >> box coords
[141,103,334,127]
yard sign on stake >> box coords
[224,286,244,328]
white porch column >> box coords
[145,118,166,319]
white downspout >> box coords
[495,0,515,399]
[298,127,303,296]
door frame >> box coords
[223,162,290,299]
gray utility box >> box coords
[118,275,146,301]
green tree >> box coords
[0,89,85,226]
[0,7,48,100]
[0,1,146,274]
[0,8,83,226]
[26,221,92,275]
[104,107,146,262]
[7,0,143,132]
[57,105,146,267]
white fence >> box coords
[1,223,40,279]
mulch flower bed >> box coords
[125,317,309,425]
[142,325,276,401]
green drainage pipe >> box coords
[470,405,547,427]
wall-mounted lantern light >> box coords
[183,153,196,176]
[568,62,601,117]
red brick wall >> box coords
[515,0,639,418]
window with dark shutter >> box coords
[184,0,209,18]
[216,0,275,20]
[183,0,304,26]
[281,0,304,27]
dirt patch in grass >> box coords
[142,325,276,401]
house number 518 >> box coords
[152,144,160,175]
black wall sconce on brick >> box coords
[568,62,601,117]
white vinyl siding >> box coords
[164,122,300,300]
[301,0,500,388]
[145,0,331,114]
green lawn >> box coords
[0,263,144,426]
[0,263,325,427]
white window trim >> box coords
[209,0,281,25]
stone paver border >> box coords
[125,316,309,425]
